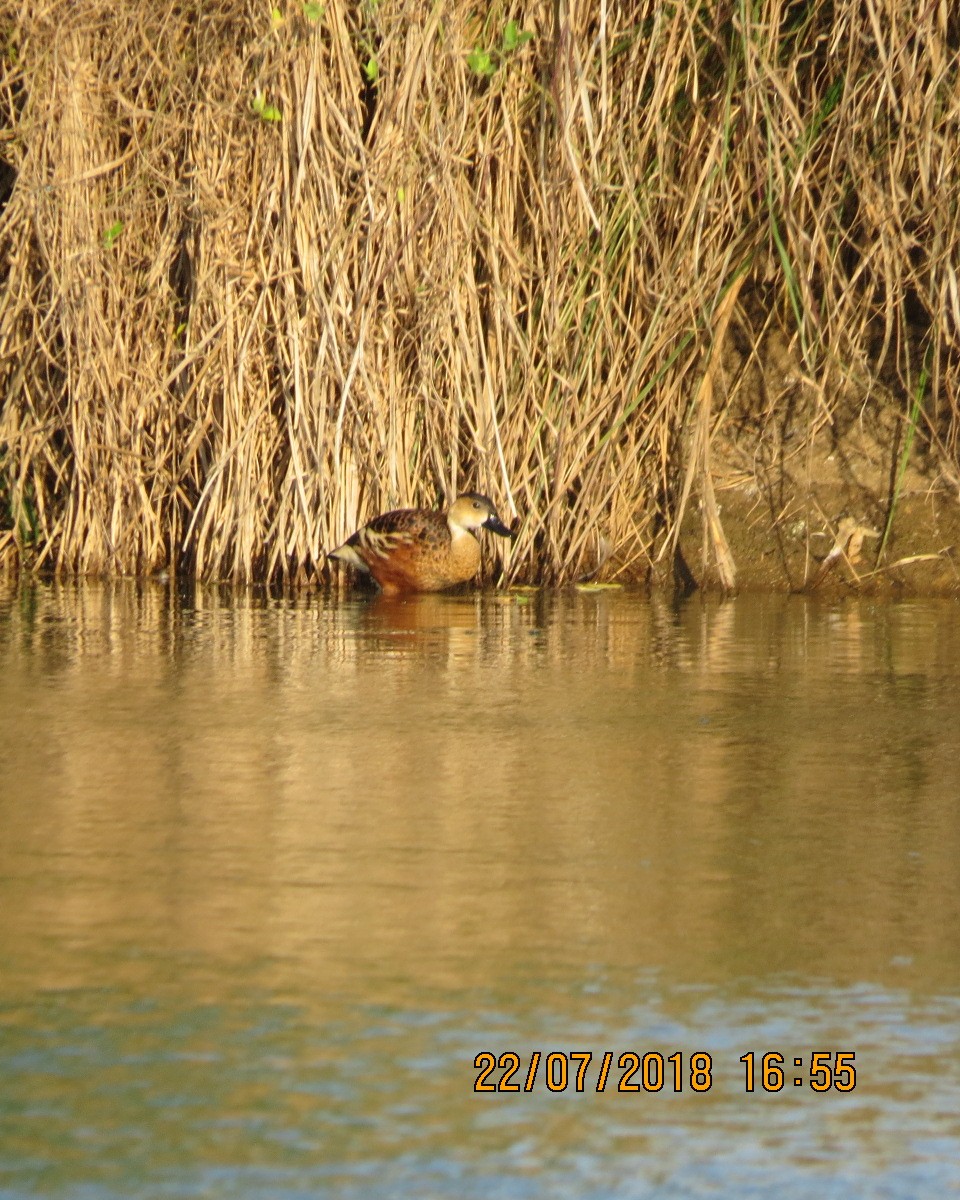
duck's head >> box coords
[448,493,514,538]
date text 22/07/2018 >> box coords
[473,1051,857,1094]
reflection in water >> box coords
[1,581,960,1197]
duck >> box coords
[328,493,514,595]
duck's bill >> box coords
[484,515,515,538]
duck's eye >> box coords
[472,501,482,510]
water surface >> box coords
[2,582,960,1197]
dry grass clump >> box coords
[1,0,959,585]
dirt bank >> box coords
[659,327,960,598]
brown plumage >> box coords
[328,493,514,595]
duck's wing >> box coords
[349,507,449,559]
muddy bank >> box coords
[669,479,960,598]
[654,333,960,598]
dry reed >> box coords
[1,0,959,584]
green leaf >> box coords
[502,20,533,52]
[363,55,379,82]
[102,221,124,249]
[467,47,495,77]
[252,91,282,121]
[303,1,323,20]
